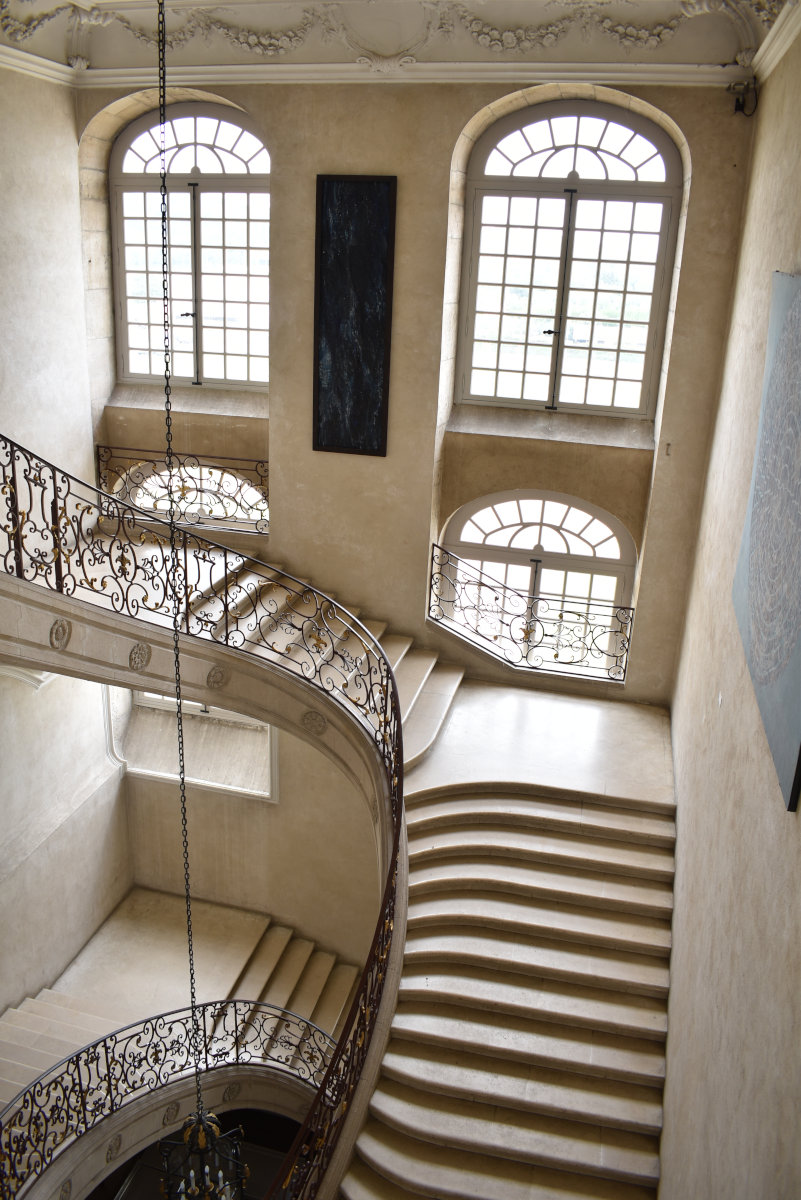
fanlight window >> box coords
[460,101,681,416]
[110,460,269,532]
[111,104,270,386]
[445,492,635,610]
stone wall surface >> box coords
[663,29,801,1199]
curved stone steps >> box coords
[398,965,667,1041]
[407,891,671,956]
[346,1124,658,1200]
[390,1004,665,1086]
[380,1043,663,1133]
[409,856,673,917]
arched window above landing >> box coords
[458,100,682,418]
[110,103,270,387]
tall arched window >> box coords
[110,103,270,386]
[459,101,681,416]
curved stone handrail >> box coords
[0,433,404,1200]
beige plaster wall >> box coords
[0,674,130,1011]
[71,80,750,705]
[661,33,801,1199]
[0,70,93,478]
[126,726,379,963]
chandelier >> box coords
[153,0,248,1193]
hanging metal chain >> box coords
[158,0,204,1121]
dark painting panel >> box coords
[313,176,397,456]
[732,271,801,811]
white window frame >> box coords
[443,489,637,610]
[109,103,271,390]
[457,100,682,419]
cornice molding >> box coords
[753,0,801,75]
[0,42,752,86]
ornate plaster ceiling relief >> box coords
[0,0,787,77]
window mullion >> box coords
[547,186,577,412]
[188,181,202,385]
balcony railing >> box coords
[429,544,634,682]
[97,445,270,533]
[0,434,403,1200]
[0,1000,334,1199]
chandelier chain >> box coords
[158,0,204,1121]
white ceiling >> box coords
[0,0,793,85]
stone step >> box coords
[407,892,671,957]
[380,1042,662,1134]
[230,923,290,1002]
[404,928,669,998]
[35,988,129,1027]
[311,963,359,1040]
[18,997,117,1039]
[0,1012,87,1059]
[370,1079,660,1185]
[398,966,667,1040]
[286,950,336,1023]
[393,650,438,723]
[405,792,675,848]
[379,634,414,673]
[408,824,674,883]
[409,856,673,918]
[0,1035,66,1076]
[258,938,315,1009]
[391,1004,665,1086]
[403,664,464,769]
[353,1122,657,1200]
[0,1076,23,1105]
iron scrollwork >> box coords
[0,432,405,1200]
[429,543,633,681]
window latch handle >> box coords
[542,328,558,335]
[180,311,196,318]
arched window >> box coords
[431,492,637,679]
[110,103,270,386]
[459,101,681,416]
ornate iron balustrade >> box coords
[429,544,634,682]
[0,1000,334,1199]
[0,434,404,1200]
[97,445,269,533]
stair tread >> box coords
[0,1036,66,1074]
[311,963,359,1039]
[354,1122,657,1200]
[398,966,667,1039]
[393,650,438,722]
[378,635,413,671]
[19,997,119,1035]
[370,1079,660,1184]
[403,665,464,768]
[259,938,315,1008]
[408,826,674,881]
[407,892,671,955]
[35,988,129,1026]
[0,1017,85,1058]
[410,857,673,916]
[406,794,675,847]
[381,1042,662,1132]
[286,950,336,1021]
[0,1008,103,1046]
[404,929,669,996]
[391,1004,665,1084]
[231,923,290,1000]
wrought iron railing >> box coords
[0,434,403,1200]
[0,1000,334,1198]
[429,544,634,682]
[97,445,270,533]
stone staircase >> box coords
[0,891,362,1109]
[340,784,675,1200]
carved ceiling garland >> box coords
[0,0,791,71]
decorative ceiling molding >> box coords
[753,0,801,74]
[0,0,784,81]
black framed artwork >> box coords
[313,175,397,456]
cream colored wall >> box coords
[0,70,93,477]
[662,32,801,1199]
[0,674,130,1011]
[72,80,751,705]
[125,725,380,963]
